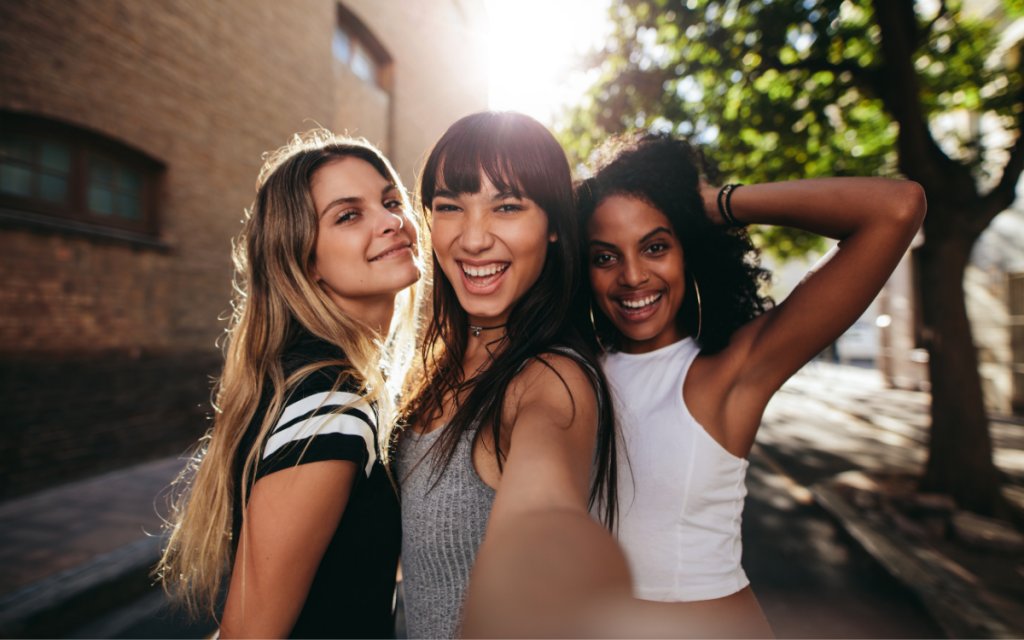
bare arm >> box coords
[485,355,599,522]
[463,356,771,637]
[694,177,926,456]
[219,460,356,639]
[462,356,601,634]
[463,510,766,638]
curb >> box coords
[0,537,160,639]
[812,482,1020,640]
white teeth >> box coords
[462,263,508,277]
[620,294,661,309]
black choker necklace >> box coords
[469,323,507,337]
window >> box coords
[0,111,163,239]
[333,4,393,91]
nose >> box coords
[619,255,649,288]
[378,207,405,236]
[458,210,493,254]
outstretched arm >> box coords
[462,356,763,638]
[694,177,926,455]
[463,509,770,638]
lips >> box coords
[370,242,412,262]
[457,260,509,293]
[613,291,663,321]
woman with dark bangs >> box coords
[396,111,617,639]
[574,132,926,634]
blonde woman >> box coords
[156,131,426,638]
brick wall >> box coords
[0,0,488,497]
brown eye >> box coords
[336,210,359,224]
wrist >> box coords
[717,184,744,227]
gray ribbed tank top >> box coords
[397,425,495,639]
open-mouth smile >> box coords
[613,292,663,319]
[458,261,510,291]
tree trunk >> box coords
[917,224,1007,516]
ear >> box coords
[309,260,322,284]
[549,230,558,243]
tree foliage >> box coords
[558,0,1021,261]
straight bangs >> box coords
[420,112,571,220]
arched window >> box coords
[0,111,164,242]
[333,3,393,92]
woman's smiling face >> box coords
[430,173,555,327]
[587,194,687,354]
[309,156,419,317]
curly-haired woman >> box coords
[155,131,427,638]
[575,133,926,634]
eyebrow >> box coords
[320,184,396,218]
[589,226,674,249]
[640,227,674,243]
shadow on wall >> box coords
[0,350,220,500]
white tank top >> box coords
[602,337,750,602]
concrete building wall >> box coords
[0,0,487,498]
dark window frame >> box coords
[0,111,164,237]
[335,3,394,92]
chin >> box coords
[454,294,509,320]
[387,260,421,290]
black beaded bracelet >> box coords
[717,183,743,226]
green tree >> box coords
[560,0,1023,516]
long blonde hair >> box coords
[155,130,428,620]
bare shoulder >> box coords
[489,352,601,520]
[510,352,598,418]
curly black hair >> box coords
[576,133,773,354]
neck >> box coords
[330,293,396,338]
[463,313,509,369]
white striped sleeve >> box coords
[262,390,378,477]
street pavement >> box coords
[3,360,1019,637]
[747,360,1022,638]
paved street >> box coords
[743,447,943,638]
[9,361,1019,637]
[745,361,1022,638]
[736,365,942,638]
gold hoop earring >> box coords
[691,272,702,342]
[589,301,609,353]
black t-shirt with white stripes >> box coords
[232,332,400,639]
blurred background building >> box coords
[0,0,488,500]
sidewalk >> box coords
[0,456,190,638]
[759,362,1024,639]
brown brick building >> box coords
[0,0,488,499]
